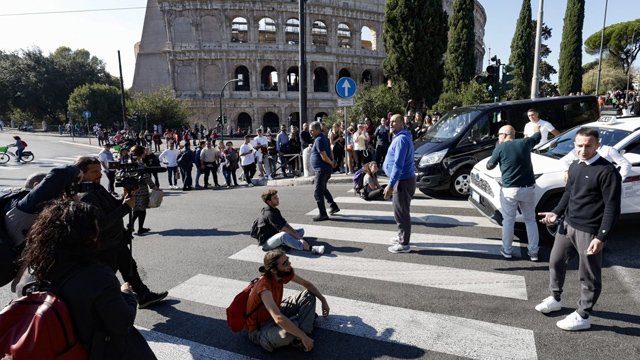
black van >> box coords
[414,95,600,197]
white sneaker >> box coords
[247,183,254,187]
[389,237,400,244]
[311,246,325,255]
[535,296,562,314]
[268,175,273,181]
[556,311,591,331]
[388,244,410,253]
[528,251,538,262]
[499,247,513,259]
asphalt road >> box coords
[1,130,639,360]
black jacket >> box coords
[79,186,130,251]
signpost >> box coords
[335,77,356,173]
[83,111,92,145]
[67,111,74,141]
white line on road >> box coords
[334,196,472,209]
[59,140,101,149]
[169,275,537,360]
[229,245,528,300]
[137,326,258,360]
[305,208,501,228]
[289,223,521,257]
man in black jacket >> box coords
[536,128,621,331]
[178,142,195,191]
[74,157,168,309]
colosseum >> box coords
[132,0,486,132]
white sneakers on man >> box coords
[556,311,591,331]
[311,246,325,255]
[535,296,562,314]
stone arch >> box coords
[285,18,299,45]
[361,25,377,51]
[176,65,197,91]
[288,112,300,128]
[314,112,329,122]
[312,20,328,47]
[173,17,193,43]
[203,64,223,92]
[258,17,277,44]
[234,65,250,91]
[263,112,279,133]
[362,69,373,84]
[287,66,299,91]
[313,67,329,92]
[338,68,351,79]
[231,16,248,43]
[201,15,222,43]
[261,66,278,91]
[238,112,252,131]
[337,23,352,48]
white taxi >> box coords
[469,115,640,244]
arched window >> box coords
[263,112,280,133]
[238,113,252,132]
[313,68,328,92]
[337,23,351,48]
[285,18,299,45]
[361,25,377,50]
[261,66,278,91]
[231,17,248,43]
[312,20,327,47]
[362,70,372,84]
[235,66,250,91]
[315,112,329,122]
[258,17,277,44]
[288,112,300,128]
[287,67,299,91]
[338,68,351,79]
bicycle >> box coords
[0,145,35,164]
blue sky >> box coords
[0,1,637,87]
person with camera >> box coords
[17,199,157,359]
[73,156,168,309]
[129,146,160,235]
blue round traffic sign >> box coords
[83,111,91,119]
[335,77,356,98]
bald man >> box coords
[486,124,541,261]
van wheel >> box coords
[449,168,471,198]
[537,196,561,245]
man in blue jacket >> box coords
[383,114,415,253]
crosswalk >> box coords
[137,187,540,360]
[0,155,86,170]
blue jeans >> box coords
[167,166,177,186]
[262,228,305,251]
[222,166,238,186]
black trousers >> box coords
[243,163,256,184]
[97,241,150,296]
[203,162,219,186]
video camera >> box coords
[107,160,167,190]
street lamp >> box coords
[626,27,640,101]
[219,78,242,143]
[595,0,608,96]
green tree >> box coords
[432,81,492,113]
[582,63,627,95]
[558,0,585,95]
[508,0,533,99]
[443,0,476,94]
[127,86,192,131]
[585,19,640,75]
[383,0,448,109]
[531,21,557,97]
[67,84,123,127]
[348,83,405,126]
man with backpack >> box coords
[245,248,330,352]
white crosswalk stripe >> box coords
[168,275,537,360]
[0,155,87,170]
[229,245,527,300]
[334,196,473,209]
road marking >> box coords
[305,208,501,228]
[169,275,537,360]
[59,140,101,149]
[137,326,258,360]
[229,245,527,300]
[289,223,521,257]
[334,196,472,209]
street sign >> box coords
[335,77,356,98]
[83,111,91,119]
[338,98,354,107]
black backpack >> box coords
[0,189,29,287]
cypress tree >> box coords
[508,0,533,99]
[443,0,476,94]
[558,0,585,95]
[383,0,448,109]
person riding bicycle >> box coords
[9,135,25,163]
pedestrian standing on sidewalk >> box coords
[536,127,621,331]
[309,121,339,221]
[384,114,415,253]
[486,124,541,261]
[240,135,257,187]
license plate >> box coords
[471,190,481,203]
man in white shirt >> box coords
[159,142,179,189]
[240,135,257,187]
[98,143,117,195]
[524,108,560,147]
[254,128,272,181]
[561,144,632,181]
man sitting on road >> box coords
[246,248,330,352]
[257,189,324,254]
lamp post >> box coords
[625,27,640,101]
[595,0,608,96]
[219,78,242,144]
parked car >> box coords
[469,115,640,244]
[414,96,600,197]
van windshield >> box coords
[426,108,483,140]
[536,126,632,159]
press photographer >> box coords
[73,156,167,308]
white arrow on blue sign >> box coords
[83,111,91,119]
[335,77,356,98]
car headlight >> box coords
[419,149,447,167]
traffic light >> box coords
[501,65,515,92]
[222,115,227,124]
[474,74,486,85]
[132,112,139,122]
[485,65,499,95]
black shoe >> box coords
[313,215,329,222]
[137,228,150,235]
[138,291,168,309]
[329,206,340,215]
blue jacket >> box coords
[383,129,414,188]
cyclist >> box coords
[10,135,25,163]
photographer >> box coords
[129,145,160,235]
[73,156,168,309]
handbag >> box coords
[347,144,353,151]
[148,189,163,208]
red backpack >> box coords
[0,270,87,359]
[226,278,263,332]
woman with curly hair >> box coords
[18,199,156,359]
[362,161,387,201]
